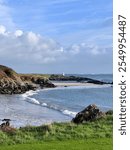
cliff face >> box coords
[0,65,55,94]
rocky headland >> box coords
[0,65,55,94]
[49,74,112,85]
[0,65,112,94]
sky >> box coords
[0,0,113,74]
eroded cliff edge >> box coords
[0,65,55,94]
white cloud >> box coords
[27,32,40,45]
[15,30,23,37]
[68,43,109,55]
[0,25,64,64]
[69,44,80,54]
[0,25,112,66]
[0,25,6,34]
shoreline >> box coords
[0,77,112,128]
[52,81,112,88]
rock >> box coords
[1,119,11,127]
[49,74,111,85]
[72,104,105,124]
[0,125,16,134]
[105,110,113,115]
[21,75,56,88]
[0,65,55,94]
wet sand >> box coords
[52,81,104,87]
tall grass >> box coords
[0,115,112,146]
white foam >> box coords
[41,102,77,118]
[22,90,38,99]
[26,97,40,105]
[42,103,48,106]
[62,110,77,117]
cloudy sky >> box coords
[0,0,112,74]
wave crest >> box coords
[21,90,77,118]
[62,110,77,117]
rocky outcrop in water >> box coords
[72,104,105,124]
[49,74,112,85]
[0,65,55,94]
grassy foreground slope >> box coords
[0,115,112,150]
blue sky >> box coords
[0,0,112,74]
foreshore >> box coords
[52,81,110,87]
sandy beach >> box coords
[52,81,105,87]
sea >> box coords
[0,74,113,127]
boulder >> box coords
[105,110,113,115]
[72,104,105,124]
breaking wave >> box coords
[22,90,39,98]
[21,90,77,118]
[62,110,77,117]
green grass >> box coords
[19,73,51,79]
[0,139,112,150]
[0,115,113,150]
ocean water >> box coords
[0,74,113,127]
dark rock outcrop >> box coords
[49,74,112,85]
[0,65,55,94]
[105,110,113,115]
[20,75,55,89]
[72,104,105,124]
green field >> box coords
[0,115,113,150]
[0,139,112,150]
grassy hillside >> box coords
[19,73,50,80]
[0,65,22,82]
[0,115,112,150]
